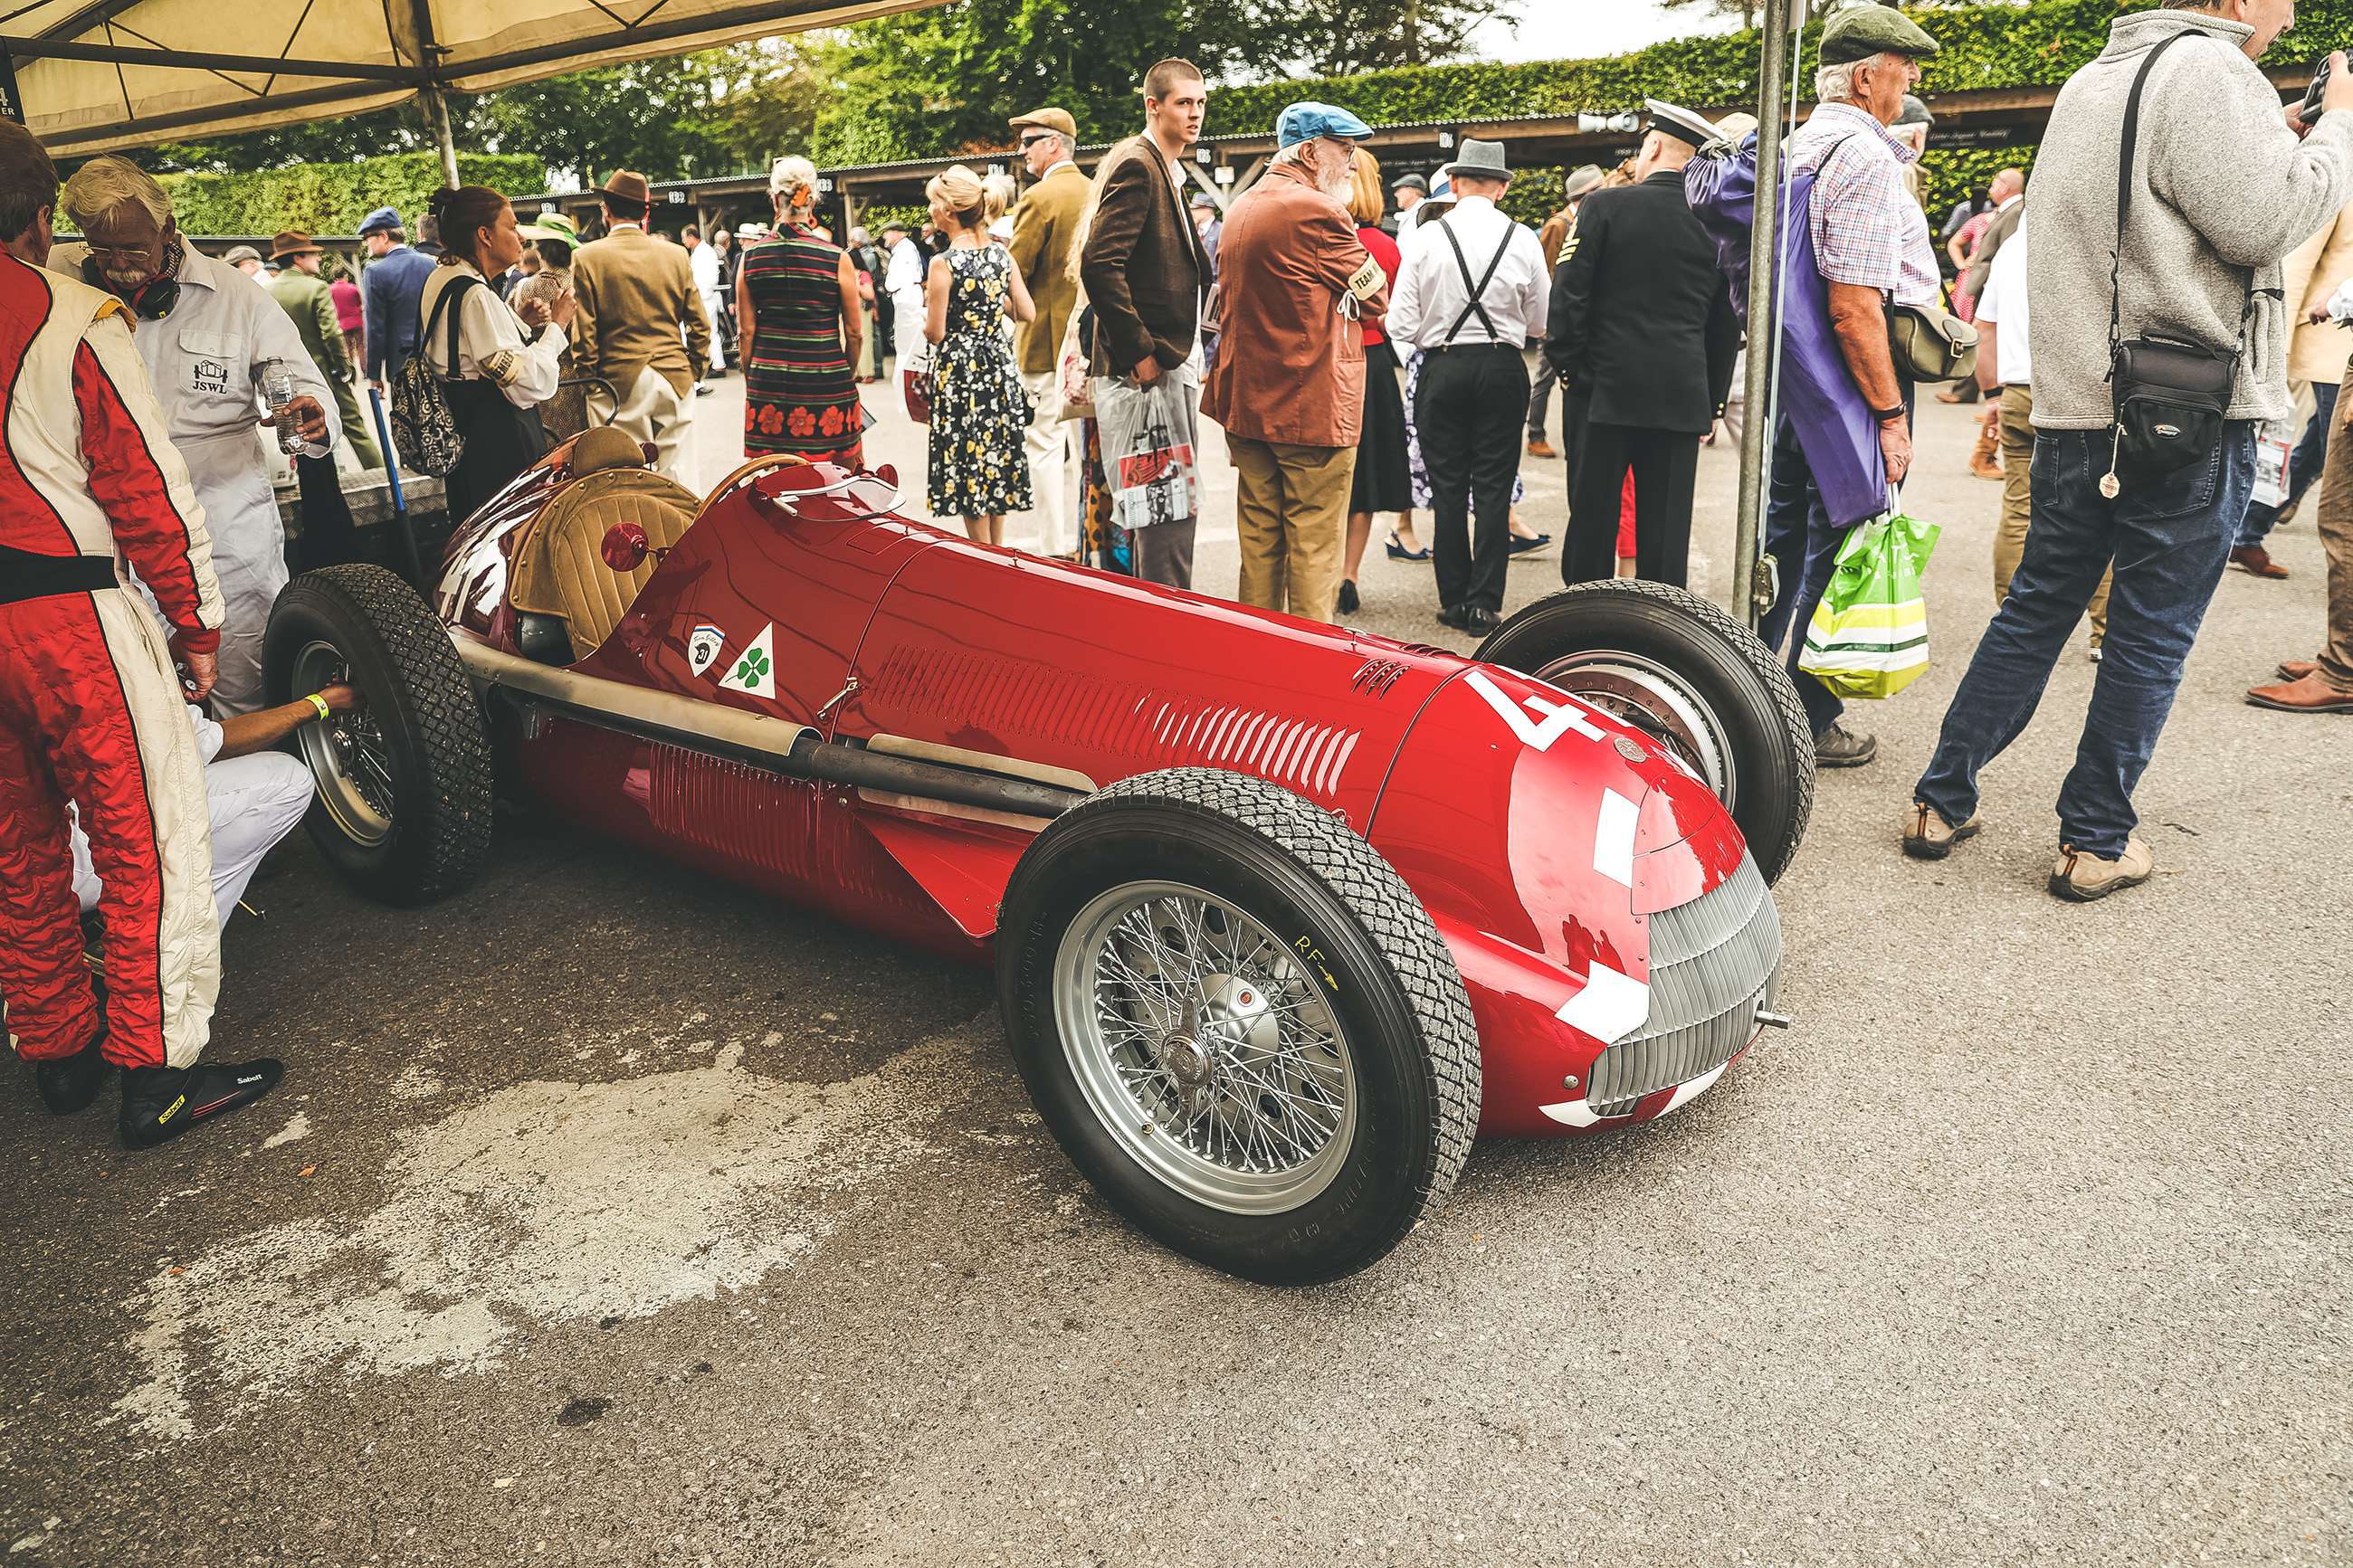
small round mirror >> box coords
[600,520,650,572]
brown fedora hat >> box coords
[269,230,322,261]
[599,169,652,206]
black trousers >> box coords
[292,452,358,574]
[1564,421,1700,588]
[1416,345,1528,614]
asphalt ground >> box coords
[3,374,2348,1567]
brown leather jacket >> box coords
[1200,159,1388,449]
[1079,134,1212,375]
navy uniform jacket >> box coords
[1546,169,1741,434]
[362,243,437,385]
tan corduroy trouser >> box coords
[2310,361,2353,691]
[1230,436,1356,622]
[1995,384,2111,643]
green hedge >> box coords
[1205,0,2353,139]
[158,151,545,237]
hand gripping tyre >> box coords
[1477,579,1815,885]
[996,769,1480,1286]
[264,564,493,905]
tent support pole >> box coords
[1733,0,1797,628]
[421,86,460,189]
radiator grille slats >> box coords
[1586,856,1782,1118]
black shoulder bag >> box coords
[2105,32,2247,492]
[389,273,480,479]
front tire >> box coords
[265,564,492,904]
[1477,579,1815,884]
[996,769,1479,1286]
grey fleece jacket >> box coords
[2028,9,2353,429]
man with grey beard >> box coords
[1201,102,1388,622]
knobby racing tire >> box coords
[265,563,493,905]
[996,768,1479,1287]
[1476,578,1815,885]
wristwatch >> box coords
[1872,404,1907,424]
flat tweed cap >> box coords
[1819,4,1940,65]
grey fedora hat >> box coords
[1441,138,1510,180]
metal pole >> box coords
[422,86,461,190]
[1733,0,1800,627]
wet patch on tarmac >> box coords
[111,1023,981,1440]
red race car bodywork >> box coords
[424,450,1781,1139]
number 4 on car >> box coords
[267,426,1813,1286]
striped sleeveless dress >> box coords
[740,224,865,464]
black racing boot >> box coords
[34,1028,111,1116]
[119,1058,284,1150]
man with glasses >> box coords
[57,157,335,717]
[1005,107,1091,556]
[1203,103,1387,621]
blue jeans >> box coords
[2238,379,2337,546]
[1915,422,2253,858]
[1757,417,1851,737]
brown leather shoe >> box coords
[2276,659,2319,681]
[1900,802,1981,860]
[1526,437,1558,459]
[2050,836,2155,902]
[2245,670,2353,712]
[2230,544,2290,578]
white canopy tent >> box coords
[0,0,938,160]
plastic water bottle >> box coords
[264,363,302,454]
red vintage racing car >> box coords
[266,428,1812,1284]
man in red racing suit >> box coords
[0,122,282,1147]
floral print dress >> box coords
[928,243,1033,518]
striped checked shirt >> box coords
[1790,102,1940,307]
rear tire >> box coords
[265,564,492,904]
[996,769,1478,1286]
[1477,579,1815,884]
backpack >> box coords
[388,273,480,478]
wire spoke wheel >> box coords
[291,638,393,847]
[1053,879,1358,1214]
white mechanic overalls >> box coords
[127,247,337,715]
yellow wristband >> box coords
[305,692,331,723]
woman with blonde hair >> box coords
[924,164,1036,543]
[737,153,866,464]
[1338,147,1410,615]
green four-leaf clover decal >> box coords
[732,648,771,689]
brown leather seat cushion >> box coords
[509,470,700,657]
[569,425,649,477]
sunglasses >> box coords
[1020,133,1057,147]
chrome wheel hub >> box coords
[292,640,393,847]
[1536,648,1738,806]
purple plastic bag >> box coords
[1688,133,1888,527]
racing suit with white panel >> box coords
[70,705,314,930]
[0,254,224,1071]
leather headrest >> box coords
[570,426,651,477]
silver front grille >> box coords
[1585,855,1782,1117]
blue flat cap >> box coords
[357,204,403,235]
[1276,101,1374,149]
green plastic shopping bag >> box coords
[1797,508,1942,699]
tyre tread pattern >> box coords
[1480,578,1816,882]
[282,564,493,902]
[1077,767,1481,1259]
